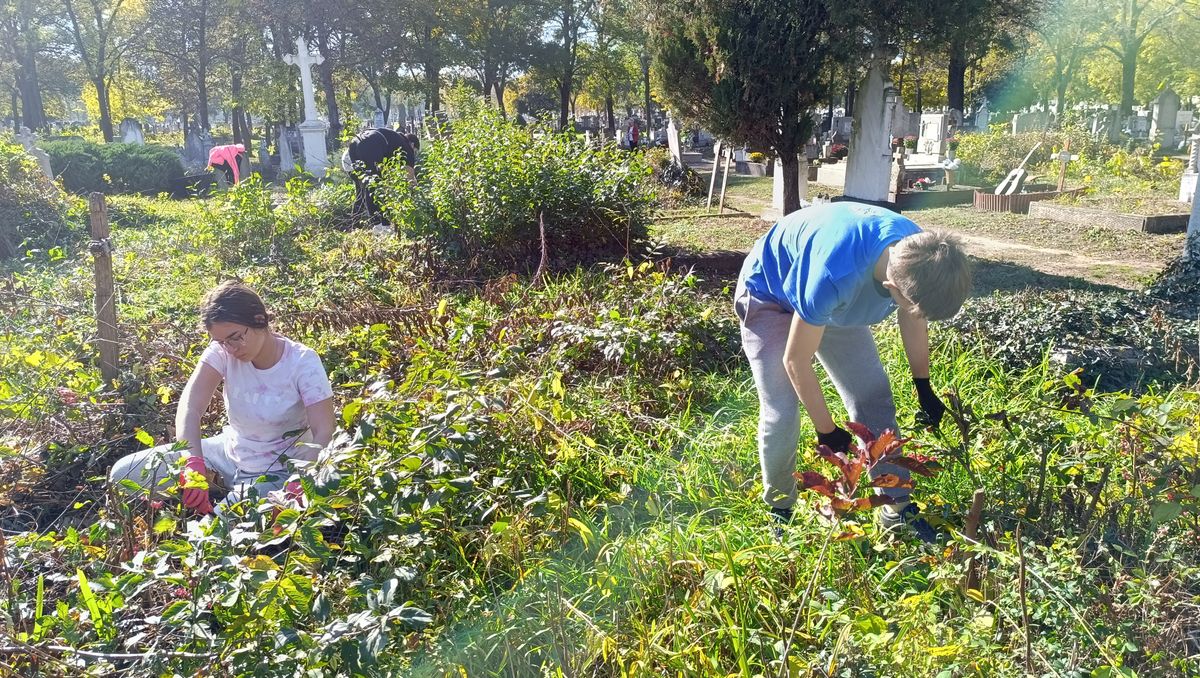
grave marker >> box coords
[1151,88,1181,149]
[15,126,53,179]
[1055,140,1079,192]
[89,193,119,387]
[283,35,329,175]
[119,118,145,145]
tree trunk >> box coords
[642,53,651,125]
[317,36,341,145]
[17,49,46,130]
[1119,44,1138,119]
[424,57,441,112]
[95,77,114,142]
[197,62,210,130]
[231,65,246,150]
[558,78,571,131]
[10,90,19,132]
[494,79,507,117]
[845,83,856,118]
[605,94,615,135]
[780,152,802,214]
[947,39,967,113]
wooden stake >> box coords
[89,193,119,387]
[1056,138,1073,192]
[706,140,723,210]
[1016,523,1032,673]
[717,146,733,215]
[964,489,986,591]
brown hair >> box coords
[199,281,270,329]
[889,230,972,321]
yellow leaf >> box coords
[134,428,155,447]
[156,386,172,404]
[924,644,961,657]
[966,588,986,603]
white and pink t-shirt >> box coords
[199,336,334,473]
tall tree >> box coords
[140,0,226,130]
[456,0,545,116]
[1031,0,1104,115]
[0,0,48,130]
[651,0,835,213]
[547,0,590,129]
[61,0,144,141]
[1098,0,1187,118]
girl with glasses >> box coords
[109,281,336,515]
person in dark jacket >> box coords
[342,127,419,225]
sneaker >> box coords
[769,505,793,541]
[879,503,939,544]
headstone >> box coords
[917,113,949,158]
[974,99,990,130]
[278,126,296,171]
[843,62,894,203]
[1129,113,1151,138]
[666,116,683,168]
[1179,134,1199,203]
[183,128,213,166]
[1177,110,1195,136]
[831,116,853,142]
[1150,88,1181,149]
[283,35,329,175]
[119,118,145,145]
[15,126,53,179]
[1011,110,1050,134]
[769,152,808,219]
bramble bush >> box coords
[0,140,78,260]
[42,140,185,196]
[375,92,657,271]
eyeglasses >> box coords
[215,328,250,349]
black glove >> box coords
[816,426,853,453]
[914,378,946,428]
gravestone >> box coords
[119,118,145,145]
[1150,88,1181,149]
[283,35,329,175]
[15,127,53,179]
[917,113,949,158]
[666,116,683,168]
[843,61,894,203]
[1179,135,1199,203]
[1177,110,1195,136]
[1011,110,1050,134]
[1128,113,1151,138]
[831,116,853,142]
[890,103,919,140]
[769,152,808,219]
[278,126,296,171]
[183,128,213,166]
[974,99,990,130]
[373,109,386,128]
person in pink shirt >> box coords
[110,281,336,515]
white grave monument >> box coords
[843,62,896,203]
[119,118,145,145]
[666,116,683,168]
[1179,134,1199,203]
[769,152,809,219]
[1150,88,1181,149]
[284,36,329,176]
[916,113,949,159]
[15,126,53,179]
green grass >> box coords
[2,191,1198,676]
[650,214,768,252]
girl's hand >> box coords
[179,455,214,515]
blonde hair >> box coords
[889,230,971,321]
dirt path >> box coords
[954,232,1164,290]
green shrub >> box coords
[0,140,76,259]
[42,140,185,196]
[376,93,657,271]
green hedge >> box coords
[42,140,185,196]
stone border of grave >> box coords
[1027,202,1189,234]
[973,185,1085,214]
[893,187,978,210]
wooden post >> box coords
[706,140,723,210]
[963,488,986,591]
[717,146,733,215]
[89,193,119,387]
[1055,138,1074,192]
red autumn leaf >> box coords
[814,445,852,477]
[868,430,909,463]
[845,421,876,447]
[851,495,896,511]
[869,473,914,489]
[795,471,835,497]
[882,456,939,477]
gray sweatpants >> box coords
[734,280,910,511]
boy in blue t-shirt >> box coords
[735,202,971,540]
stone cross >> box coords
[283,35,329,175]
[1055,140,1079,192]
[284,36,323,124]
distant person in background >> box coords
[342,127,419,226]
[208,144,247,185]
[628,120,640,150]
[109,281,336,516]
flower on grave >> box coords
[903,135,918,150]
[947,136,960,151]
[912,177,934,190]
[830,143,848,159]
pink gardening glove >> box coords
[179,455,213,515]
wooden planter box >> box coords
[1027,203,1190,234]
[973,185,1085,214]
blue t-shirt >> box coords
[739,202,921,327]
